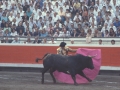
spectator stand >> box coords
[0,0,120,45]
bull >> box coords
[36,53,96,85]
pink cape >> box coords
[53,48,101,84]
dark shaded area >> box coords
[0,67,120,76]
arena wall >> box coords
[0,44,120,70]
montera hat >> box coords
[59,42,66,47]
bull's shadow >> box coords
[39,77,93,86]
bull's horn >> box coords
[88,54,97,58]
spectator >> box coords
[15,13,22,26]
[53,30,59,37]
[33,28,39,37]
[1,20,6,29]
[94,28,102,37]
[24,28,33,37]
[18,7,24,17]
[70,40,74,44]
[113,17,120,29]
[78,29,86,37]
[48,37,57,44]
[76,24,82,34]
[58,29,64,37]
[29,2,35,11]
[109,28,116,37]
[11,36,20,43]
[114,6,120,17]
[98,39,103,45]
[110,23,117,33]
[3,29,11,36]
[42,38,48,44]
[82,6,88,21]
[16,21,25,34]
[74,18,81,28]
[48,29,54,37]
[101,23,109,35]
[111,40,115,45]
[11,29,18,36]
[54,23,61,32]
[96,11,102,25]
[40,29,48,37]
[22,1,29,12]
[71,29,79,37]
[11,24,17,31]
[40,22,47,30]
[32,23,38,31]
[73,12,82,22]
[10,8,17,17]
[33,36,41,44]
[104,17,112,27]
[18,29,24,36]
[58,7,65,23]
[23,20,29,31]
[26,8,32,17]
[1,12,8,22]
[63,2,70,12]
[98,18,105,28]
[63,28,71,37]
[90,22,97,34]
[65,9,71,20]
[116,28,120,37]
[22,12,29,22]
[94,6,100,17]
[73,0,81,10]
[24,37,32,44]
[104,30,109,37]
[44,11,51,22]
[46,23,54,32]
[83,23,89,33]
[8,12,15,22]
[0,7,3,18]
[12,18,18,26]
[46,17,54,27]
[3,37,12,43]
[3,23,11,32]
[86,29,93,43]
[0,28,4,36]
[69,21,76,32]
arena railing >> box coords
[0,36,120,44]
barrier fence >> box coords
[0,44,120,70]
[0,36,120,44]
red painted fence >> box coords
[0,45,120,66]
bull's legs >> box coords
[41,67,50,84]
[49,68,56,83]
[69,69,78,85]
[78,71,92,82]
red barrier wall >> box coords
[0,45,120,66]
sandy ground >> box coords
[0,71,120,90]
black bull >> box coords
[36,53,95,85]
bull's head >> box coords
[87,57,94,69]
[87,54,97,69]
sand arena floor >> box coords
[0,71,120,90]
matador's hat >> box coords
[59,42,66,47]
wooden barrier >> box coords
[0,44,120,67]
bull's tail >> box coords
[35,53,50,63]
[36,58,42,63]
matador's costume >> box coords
[57,42,72,55]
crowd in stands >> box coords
[0,0,120,44]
